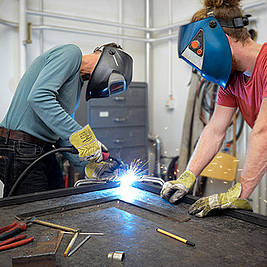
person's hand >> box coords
[160,170,196,203]
[188,182,252,217]
[69,125,107,162]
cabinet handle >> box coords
[113,139,125,144]
[113,118,126,122]
[114,96,125,101]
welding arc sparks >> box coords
[118,158,149,188]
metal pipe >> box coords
[145,0,151,80]
[118,0,124,47]
[27,9,149,32]
[146,0,153,136]
[26,9,187,33]
[243,1,266,10]
[32,25,147,42]
[39,0,44,54]
[25,0,265,37]
[31,24,177,43]
[168,0,173,98]
[0,19,18,28]
[19,0,27,77]
[148,135,161,177]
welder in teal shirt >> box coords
[0,43,133,197]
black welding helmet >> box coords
[86,46,133,100]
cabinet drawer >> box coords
[93,126,146,149]
[89,84,146,107]
[89,107,146,128]
[108,146,147,164]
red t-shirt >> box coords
[217,43,267,128]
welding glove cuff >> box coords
[160,170,196,204]
[188,182,253,217]
[69,125,105,162]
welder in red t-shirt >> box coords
[161,0,267,217]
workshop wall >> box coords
[151,0,201,159]
[0,0,146,123]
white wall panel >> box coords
[0,0,20,122]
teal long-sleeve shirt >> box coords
[0,44,86,169]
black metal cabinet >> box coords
[88,82,148,164]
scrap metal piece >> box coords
[108,251,125,261]
[12,230,58,267]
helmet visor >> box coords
[108,72,127,95]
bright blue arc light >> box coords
[119,170,137,189]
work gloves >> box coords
[188,182,252,217]
[85,160,120,179]
[160,170,196,203]
[70,125,107,163]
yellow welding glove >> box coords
[85,160,119,179]
[188,182,252,217]
[160,170,196,203]
[69,125,103,162]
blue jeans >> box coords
[0,136,64,197]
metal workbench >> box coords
[0,183,266,267]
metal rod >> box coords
[67,235,91,257]
[64,232,79,257]
[27,9,149,32]
[0,19,18,27]
[19,0,27,77]
[31,24,147,42]
[26,22,32,43]
[31,24,177,43]
[26,9,187,33]
[62,232,104,236]
[243,1,266,10]
[148,135,161,177]
[146,0,153,136]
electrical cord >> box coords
[7,147,78,197]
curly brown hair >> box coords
[191,0,250,43]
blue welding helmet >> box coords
[86,46,133,100]
[178,17,232,88]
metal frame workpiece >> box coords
[15,196,191,223]
[0,181,266,228]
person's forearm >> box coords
[187,122,225,177]
[239,128,267,199]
